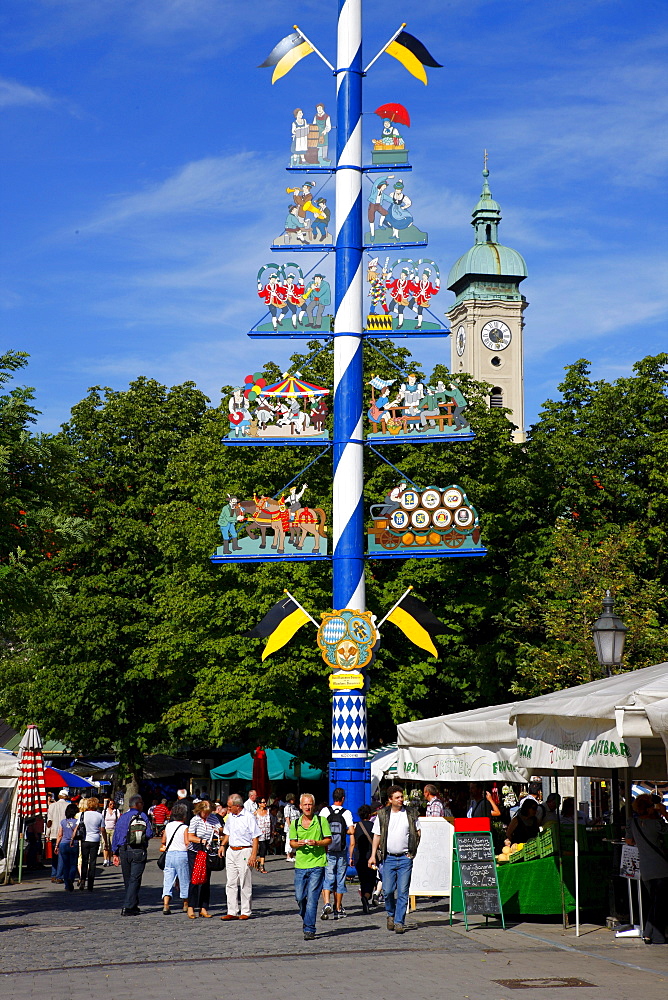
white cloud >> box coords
[85,153,276,229]
[0,76,53,108]
[526,255,668,359]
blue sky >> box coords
[2,0,667,433]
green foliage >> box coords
[2,349,668,769]
[0,378,210,779]
[0,350,82,635]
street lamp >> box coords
[591,590,628,674]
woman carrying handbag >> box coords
[186,801,217,918]
[159,802,190,915]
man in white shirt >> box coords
[244,789,258,813]
[220,794,260,920]
[369,785,421,934]
[46,790,70,881]
[319,788,355,920]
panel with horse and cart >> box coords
[212,485,329,563]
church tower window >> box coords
[490,387,504,408]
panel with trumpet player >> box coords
[272,181,333,249]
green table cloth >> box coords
[497,855,609,915]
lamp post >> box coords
[591,590,628,911]
[591,590,628,676]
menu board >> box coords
[453,831,504,924]
[408,817,454,898]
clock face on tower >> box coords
[481,320,511,351]
[456,325,466,356]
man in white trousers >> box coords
[220,794,260,920]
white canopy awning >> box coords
[509,662,668,774]
[367,745,398,795]
[397,702,528,783]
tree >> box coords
[0,350,81,641]
[508,354,668,696]
[152,341,531,755]
[0,377,210,791]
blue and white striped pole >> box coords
[330,0,370,818]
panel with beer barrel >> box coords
[370,484,480,551]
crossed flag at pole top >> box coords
[242,589,453,661]
[259,25,442,86]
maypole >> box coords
[330,0,367,818]
[217,4,487,825]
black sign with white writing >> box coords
[453,831,504,923]
[460,860,497,888]
[464,887,501,916]
[456,833,494,862]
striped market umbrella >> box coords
[260,375,329,398]
[17,725,48,819]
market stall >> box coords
[509,661,668,934]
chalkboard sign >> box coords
[464,887,501,916]
[460,860,496,887]
[451,830,504,930]
[457,835,494,863]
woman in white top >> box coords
[160,802,190,915]
[186,801,218,919]
[102,798,120,866]
[284,793,300,861]
[75,797,104,892]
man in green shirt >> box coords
[289,792,332,940]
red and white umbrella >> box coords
[17,725,48,819]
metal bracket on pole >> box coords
[271,446,331,500]
[367,445,421,488]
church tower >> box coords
[447,163,528,442]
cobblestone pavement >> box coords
[1,846,667,1000]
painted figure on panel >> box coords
[303,274,331,328]
[365,179,427,247]
[368,483,482,554]
[214,493,328,558]
[255,264,332,333]
[366,374,471,442]
[291,108,310,165]
[365,257,441,332]
[275,181,333,246]
[312,103,332,165]
[224,372,330,442]
[371,103,410,165]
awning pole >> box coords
[574,765,580,937]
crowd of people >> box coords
[40,779,668,945]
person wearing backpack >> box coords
[319,788,355,920]
[111,794,153,916]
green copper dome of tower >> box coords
[448,167,528,302]
[447,161,528,443]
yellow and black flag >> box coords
[242,595,311,661]
[259,30,314,84]
[386,594,451,658]
[385,30,442,85]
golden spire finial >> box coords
[483,148,489,172]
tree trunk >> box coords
[123,773,140,806]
